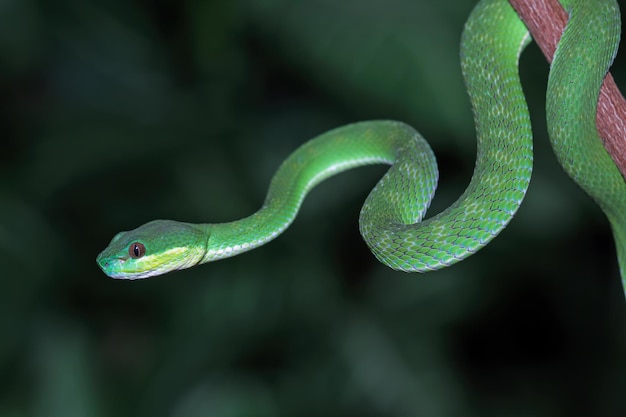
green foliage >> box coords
[1,0,625,415]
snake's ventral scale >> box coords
[97,0,626,296]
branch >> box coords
[508,0,626,179]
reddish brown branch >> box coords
[508,0,626,179]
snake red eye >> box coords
[129,242,146,259]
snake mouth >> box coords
[96,254,149,280]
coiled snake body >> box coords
[97,0,626,293]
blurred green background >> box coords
[2,0,626,415]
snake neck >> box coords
[198,206,296,263]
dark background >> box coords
[2,0,626,416]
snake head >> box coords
[96,220,208,279]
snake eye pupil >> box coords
[129,242,146,259]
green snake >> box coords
[97,0,626,291]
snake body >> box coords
[97,0,626,290]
